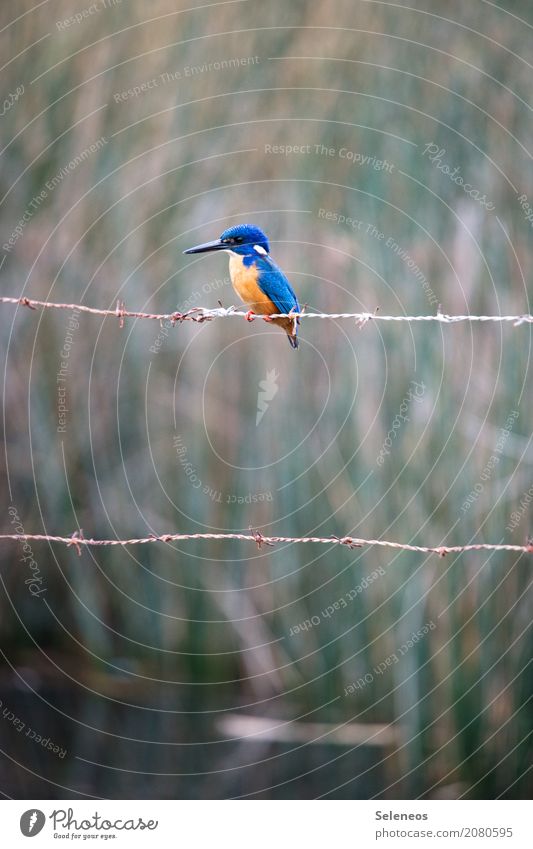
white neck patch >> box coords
[253,244,267,255]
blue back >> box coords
[252,254,300,315]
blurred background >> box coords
[0,0,531,799]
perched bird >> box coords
[184,224,301,348]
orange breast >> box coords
[229,255,277,315]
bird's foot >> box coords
[245,310,256,322]
[262,315,274,323]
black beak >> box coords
[183,238,226,255]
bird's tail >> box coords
[287,332,299,349]
[286,306,300,349]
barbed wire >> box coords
[3,295,531,557]
[1,296,533,327]
[1,529,532,557]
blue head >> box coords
[184,223,270,256]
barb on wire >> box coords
[67,529,84,557]
[250,526,275,549]
[1,296,532,327]
[0,530,532,557]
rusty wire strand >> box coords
[1,296,533,326]
[2,295,531,557]
[1,530,532,557]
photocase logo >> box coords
[256,368,279,425]
[20,809,46,837]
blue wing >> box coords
[253,255,300,314]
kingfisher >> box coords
[184,224,301,349]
